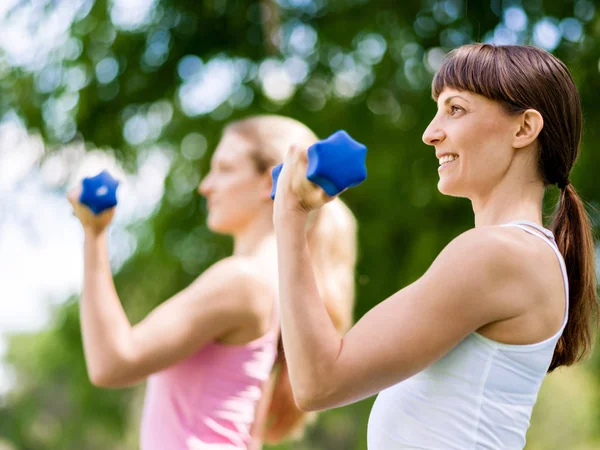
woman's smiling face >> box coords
[422,88,520,199]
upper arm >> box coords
[308,228,527,409]
[104,258,266,387]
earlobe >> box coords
[514,109,544,149]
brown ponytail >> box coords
[548,184,598,370]
[433,43,599,371]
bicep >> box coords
[316,231,520,408]
[129,286,243,372]
[113,262,257,386]
[328,281,481,405]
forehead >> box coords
[211,131,253,163]
[436,87,498,110]
[437,87,473,103]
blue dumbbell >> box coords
[79,170,119,214]
[270,130,367,200]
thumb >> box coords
[66,186,82,206]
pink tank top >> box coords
[140,304,279,450]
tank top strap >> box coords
[500,220,569,331]
[505,220,555,240]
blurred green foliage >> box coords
[1,0,600,448]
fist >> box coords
[278,144,335,213]
[67,186,116,234]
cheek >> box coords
[462,119,513,168]
[220,177,264,214]
[468,152,513,190]
[234,177,265,203]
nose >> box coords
[198,173,213,197]
[422,116,445,146]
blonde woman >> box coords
[68,115,357,449]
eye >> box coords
[450,105,464,116]
[214,162,234,172]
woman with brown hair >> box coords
[272,43,598,449]
[68,115,357,449]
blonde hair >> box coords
[226,115,357,441]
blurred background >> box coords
[1,0,600,448]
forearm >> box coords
[275,212,342,410]
[81,231,133,383]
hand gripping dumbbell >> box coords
[270,130,367,209]
[79,170,119,214]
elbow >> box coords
[88,369,115,388]
[290,362,341,412]
[293,385,333,412]
[86,360,135,389]
[294,397,320,413]
[84,343,141,388]
[89,370,136,389]
[295,396,327,413]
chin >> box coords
[437,179,454,195]
[206,216,231,235]
[437,179,465,198]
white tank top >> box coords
[367,220,569,450]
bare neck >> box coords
[472,177,545,228]
[233,208,277,258]
[470,143,548,228]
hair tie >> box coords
[558,179,571,190]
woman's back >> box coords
[367,221,569,449]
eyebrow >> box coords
[443,95,469,105]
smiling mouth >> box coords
[439,155,459,166]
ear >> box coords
[260,167,276,201]
[513,109,544,149]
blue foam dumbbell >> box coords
[79,170,119,214]
[270,130,367,200]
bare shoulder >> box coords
[192,256,274,314]
[422,226,538,321]
[204,255,264,282]
[448,225,555,276]
[432,226,526,278]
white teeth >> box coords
[439,155,459,165]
